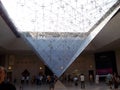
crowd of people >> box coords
[106,73,120,90]
[0,65,58,90]
[62,73,86,88]
[61,73,120,89]
[20,73,57,90]
[1,65,120,90]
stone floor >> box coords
[15,81,119,90]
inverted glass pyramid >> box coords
[25,32,86,77]
[1,0,118,77]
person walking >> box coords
[95,74,99,84]
[113,73,120,90]
[73,76,78,86]
[48,75,55,90]
[80,74,85,88]
[106,73,113,89]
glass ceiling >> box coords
[1,0,118,33]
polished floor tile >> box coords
[15,81,119,90]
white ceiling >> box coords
[0,8,120,55]
[0,16,33,54]
[84,9,120,54]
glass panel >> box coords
[1,0,117,33]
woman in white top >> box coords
[80,74,85,88]
[95,75,99,84]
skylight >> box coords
[1,0,118,33]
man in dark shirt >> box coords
[48,75,57,90]
[0,66,16,90]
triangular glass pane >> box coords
[23,32,85,77]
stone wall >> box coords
[4,49,120,82]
